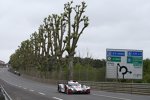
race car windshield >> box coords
[69,83,80,86]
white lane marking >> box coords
[2,80,15,87]
[38,92,46,95]
[18,86,22,88]
[52,97,63,100]
[23,87,27,90]
[92,94,131,100]
[29,89,34,92]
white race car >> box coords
[58,80,90,94]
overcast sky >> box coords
[0,0,150,63]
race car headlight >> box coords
[68,87,74,91]
[83,86,90,90]
[83,85,89,88]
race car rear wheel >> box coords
[86,89,90,94]
[58,85,61,93]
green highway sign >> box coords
[107,57,121,62]
[127,57,142,64]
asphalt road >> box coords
[0,67,150,100]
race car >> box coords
[58,80,90,94]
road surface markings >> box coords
[23,87,27,90]
[92,94,131,100]
[29,89,34,92]
[38,92,46,95]
[18,86,22,88]
[52,97,63,100]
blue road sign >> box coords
[107,51,125,56]
[128,51,142,56]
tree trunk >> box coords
[58,65,62,80]
[68,56,73,80]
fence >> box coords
[22,73,150,95]
[57,80,150,95]
[79,81,150,95]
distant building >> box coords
[0,60,5,67]
[0,60,5,64]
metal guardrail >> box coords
[79,81,150,95]
[0,85,12,100]
[58,80,150,95]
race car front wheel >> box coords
[65,86,72,94]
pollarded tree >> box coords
[10,39,34,71]
[63,1,89,79]
[9,1,89,80]
[43,14,67,78]
[19,39,34,70]
[9,50,21,70]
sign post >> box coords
[106,49,143,80]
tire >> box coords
[64,85,67,94]
[65,85,69,94]
[65,86,72,94]
[86,89,90,94]
[66,89,70,94]
[58,85,61,93]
